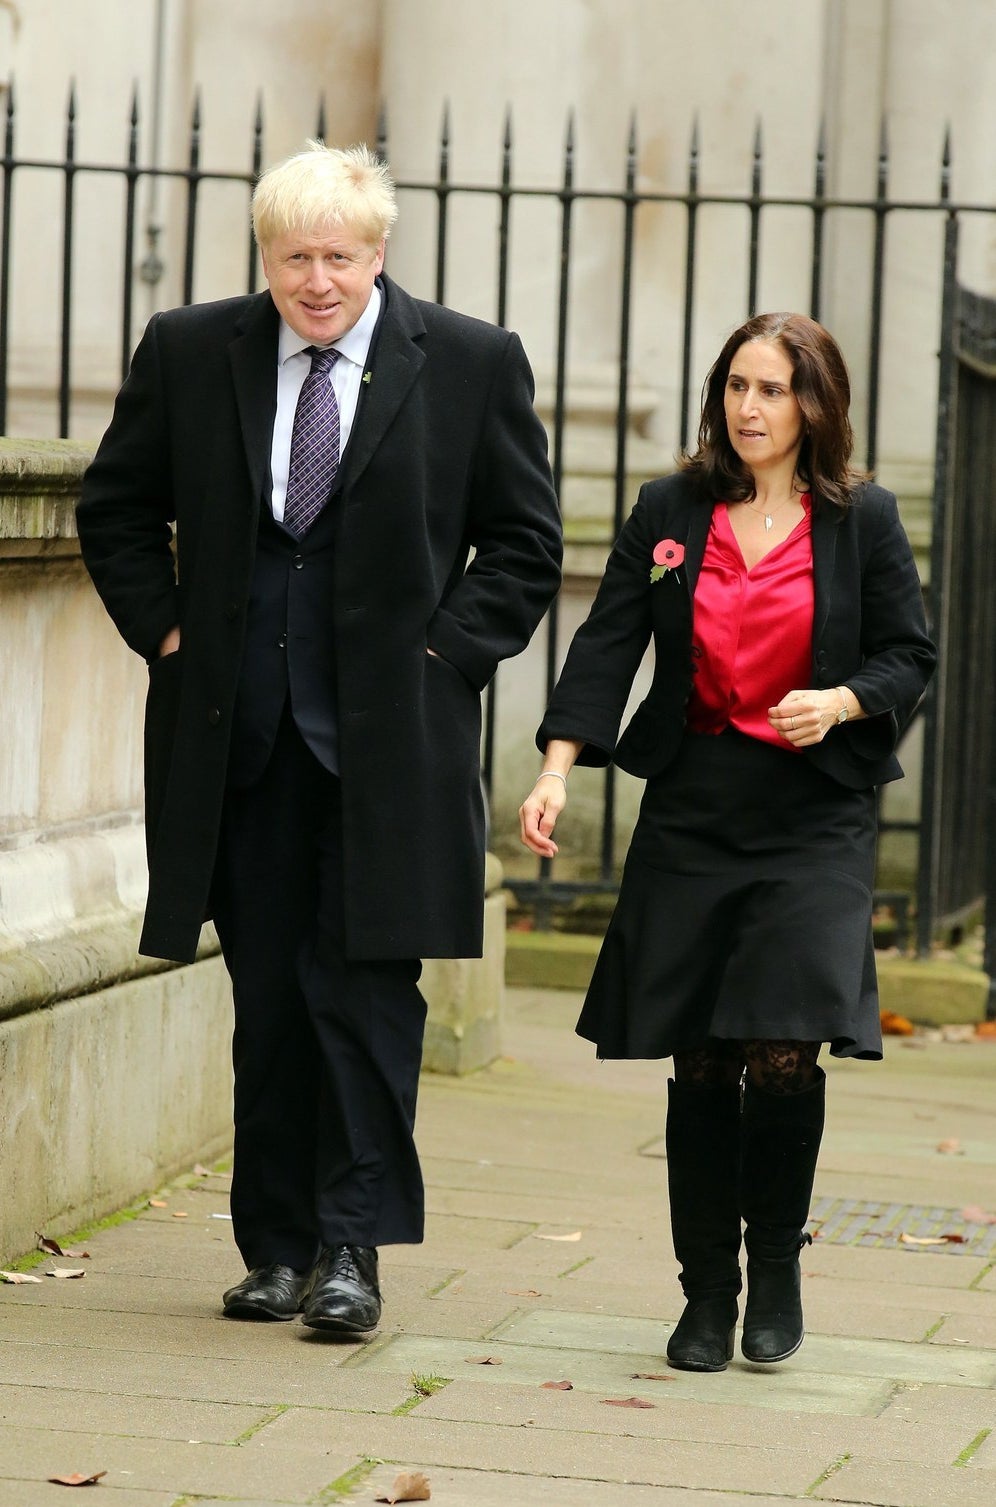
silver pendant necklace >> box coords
[744,493,796,532]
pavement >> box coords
[2,984,996,1507]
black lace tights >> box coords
[673,1038,821,1095]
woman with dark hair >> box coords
[519,313,935,1374]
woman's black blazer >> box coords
[538,472,936,791]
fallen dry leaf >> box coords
[974,1020,996,1040]
[533,1231,582,1242]
[631,1372,674,1382]
[192,1164,211,1176]
[375,1469,431,1503]
[936,1138,963,1155]
[880,1009,914,1035]
[899,1232,949,1246]
[36,1235,90,1260]
[0,1270,43,1284]
[506,1289,543,1297]
[149,1199,168,1208]
[172,1211,189,1219]
[47,1470,107,1486]
[46,1268,87,1279]
[465,1355,503,1366]
[962,1204,996,1224]
[540,1380,573,1390]
[939,1233,967,1243]
[601,1396,656,1409]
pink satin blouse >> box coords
[686,497,815,751]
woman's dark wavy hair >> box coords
[680,312,867,511]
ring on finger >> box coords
[790,716,797,729]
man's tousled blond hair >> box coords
[252,140,397,250]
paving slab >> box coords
[798,1294,947,1342]
[812,1459,996,1505]
[0,1271,227,1318]
[0,1485,178,1507]
[492,1309,996,1387]
[259,1407,824,1495]
[0,1383,273,1444]
[878,1380,996,1434]
[803,1242,989,1287]
[931,1312,996,1347]
[365,1461,798,1507]
[0,1336,407,1410]
[0,1423,349,1503]
[347,1330,893,1416]
[409,1376,984,1464]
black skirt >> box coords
[577,729,882,1061]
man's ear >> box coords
[373,239,386,275]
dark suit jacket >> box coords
[538,471,935,789]
[78,275,562,963]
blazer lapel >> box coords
[811,496,840,644]
[228,293,279,505]
[682,495,713,600]
[338,274,426,493]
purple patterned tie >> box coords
[283,346,341,537]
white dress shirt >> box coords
[269,283,382,524]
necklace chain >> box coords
[742,490,802,533]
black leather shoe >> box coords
[301,1245,381,1335]
[222,1263,312,1321]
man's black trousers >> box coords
[212,707,427,1271]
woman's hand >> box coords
[519,772,568,857]
[518,740,582,856]
[768,686,862,746]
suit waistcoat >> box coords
[227,499,340,788]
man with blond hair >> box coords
[77,142,561,1335]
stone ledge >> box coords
[0,436,90,545]
[877,955,991,1026]
[0,824,189,1021]
[505,929,992,1027]
[0,955,234,1265]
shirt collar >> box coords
[277,283,382,370]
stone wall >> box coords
[0,440,506,1265]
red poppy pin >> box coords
[650,538,685,582]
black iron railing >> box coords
[2,84,994,963]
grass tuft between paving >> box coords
[953,1428,991,1466]
[807,1452,851,1492]
[393,1372,452,1414]
[6,1156,235,1269]
[231,1401,290,1444]
[314,1456,384,1503]
[968,1260,995,1291]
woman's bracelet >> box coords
[535,770,568,789]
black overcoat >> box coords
[539,471,935,787]
[78,276,562,964]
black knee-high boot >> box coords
[664,1079,743,1372]
[739,1067,825,1364]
